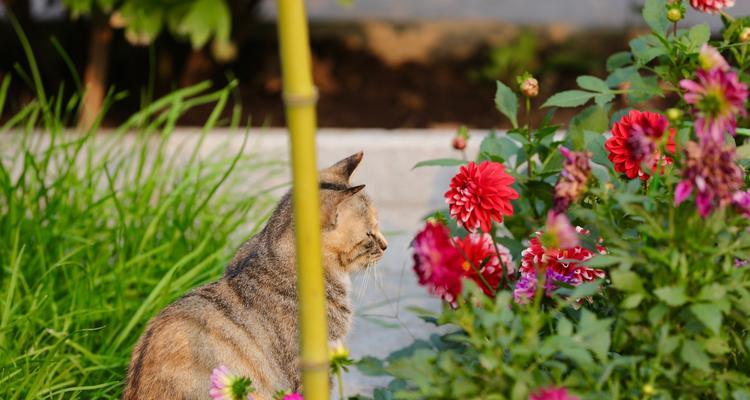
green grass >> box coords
[0,18,283,399]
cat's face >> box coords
[319,152,388,272]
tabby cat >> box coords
[122,152,387,399]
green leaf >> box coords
[567,106,609,150]
[356,356,387,376]
[494,81,518,128]
[685,24,711,51]
[655,286,688,307]
[542,90,596,108]
[611,270,644,293]
[478,135,519,164]
[582,254,620,268]
[584,131,609,166]
[643,0,669,36]
[412,158,466,169]
[621,293,644,309]
[680,339,711,371]
[577,76,609,92]
[606,52,632,71]
[690,303,723,335]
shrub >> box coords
[359,1,750,399]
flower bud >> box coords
[643,383,656,396]
[452,136,467,150]
[666,107,682,123]
[667,8,683,22]
[740,27,750,43]
[109,11,127,29]
[520,77,539,98]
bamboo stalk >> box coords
[275,1,329,399]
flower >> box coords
[453,233,515,296]
[514,226,606,304]
[674,141,744,217]
[740,27,750,43]
[412,221,465,303]
[680,49,748,143]
[521,77,539,98]
[732,190,750,218]
[283,394,304,400]
[210,366,254,400]
[530,386,579,400]
[698,44,730,72]
[553,147,591,213]
[445,161,519,232]
[689,0,735,14]
[605,110,675,180]
[540,212,579,249]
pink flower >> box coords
[733,190,750,218]
[283,394,304,400]
[605,110,676,180]
[445,161,519,232]
[514,226,606,304]
[530,387,579,400]
[698,44,730,71]
[453,232,515,296]
[412,221,465,304]
[689,0,735,14]
[554,147,591,213]
[674,141,744,217]
[210,366,254,400]
[541,211,580,250]
[680,50,748,143]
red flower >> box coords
[530,387,579,400]
[605,110,676,180]
[515,226,606,304]
[690,0,734,14]
[412,221,465,304]
[453,233,515,296]
[445,161,519,232]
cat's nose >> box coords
[376,233,388,251]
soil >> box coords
[0,18,635,129]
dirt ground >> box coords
[0,19,635,129]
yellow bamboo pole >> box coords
[275,1,329,399]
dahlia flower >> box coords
[689,0,735,14]
[514,226,606,304]
[732,190,750,218]
[698,44,730,72]
[283,394,304,400]
[553,147,591,213]
[605,110,675,180]
[445,161,519,232]
[530,387,580,400]
[674,141,744,217]
[453,233,515,296]
[210,366,254,400]
[680,49,748,143]
[412,221,465,303]
[541,212,579,250]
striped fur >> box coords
[122,152,387,399]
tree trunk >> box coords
[78,17,112,130]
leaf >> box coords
[606,52,632,71]
[680,339,711,371]
[356,356,387,376]
[582,254,620,268]
[654,286,688,307]
[412,158,466,169]
[584,131,609,167]
[577,76,609,92]
[611,270,644,293]
[621,293,644,309]
[690,303,723,335]
[643,0,669,36]
[494,81,518,128]
[179,0,232,48]
[567,106,609,150]
[685,24,710,52]
[542,90,596,108]
[478,135,519,164]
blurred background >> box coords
[2,0,748,130]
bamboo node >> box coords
[282,87,319,107]
[299,359,329,372]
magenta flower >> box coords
[412,221,465,304]
[283,394,304,400]
[530,386,579,400]
[553,147,591,213]
[680,47,748,143]
[541,211,580,250]
[733,190,750,218]
[690,0,735,14]
[674,141,744,217]
[210,366,254,400]
[698,44,730,72]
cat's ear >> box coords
[326,151,364,182]
[321,185,365,227]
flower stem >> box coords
[526,96,533,178]
[336,369,344,400]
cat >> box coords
[122,152,387,400]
